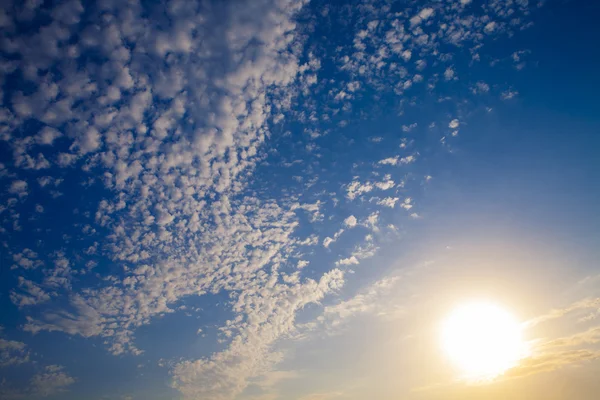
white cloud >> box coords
[449,119,460,129]
[323,229,344,248]
[419,8,435,20]
[308,275,401,336]
[379,157,399,165]
[377,197,399,208]
[1,2,353,397]
[378,155,416,166]
[72,126,101,154]
[402,123,417,132]
[335,256,359,266]
[484,21,497,34]
[56,152,77,167]
[0,338,30,367]
[410,7,434,27]
[8,180,28,198]
[346,180,374,200]
[11,249,42,270]
[171,269,345,400]
[401,197,413,210]
[30,365,75,397]
[36,127,62,145]
[10,277,51,307]
[36,177,63,196]
[472,81,490,94]
[502,89,519,100]
[375,175,396,190]
[292,201,324,222]
[363,212,379,231]
[343,215,357,228]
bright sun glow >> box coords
[441,301,526,381]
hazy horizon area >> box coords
[1,0,599,399]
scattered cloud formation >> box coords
[0,0,552,398]
[0,338,29,367]
[0,364,74,399]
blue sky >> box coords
[1,0,600,399]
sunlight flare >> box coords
[440,301,527,381]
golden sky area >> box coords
[256,232,600,400]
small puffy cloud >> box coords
[10,277,51,307]
[410,7,434,27]
[449,119,460,129]
[375,174,396,190]
[11,249,42,269]
[444,67,455,81]
[346,180,374,200]
[36,127,62,145]
[37,176,62,188]
[323,229,344,248]
[402,123,417,132]
[335,256,359,266]
[30,365,75,397]
[56,153,78,167]
[291,201,324,223]
[379,157,399,165]
[378,155,416,166]
[484,21,497,34]
[363,212,379,231]
[472,81,490,94]
[502,89,519,100]
[419,8,435,20]
[343,215,357,228]
[8,180,28,198]
[72,126,101,154]
[377,197,399,208]
[0,338,30,367]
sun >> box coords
[440,301,526,381]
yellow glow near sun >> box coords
[440,301,526,381]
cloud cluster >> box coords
[0,361,74,399]
[0,0,543,398]
[0,337,29,367]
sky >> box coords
[0,0,599,399]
